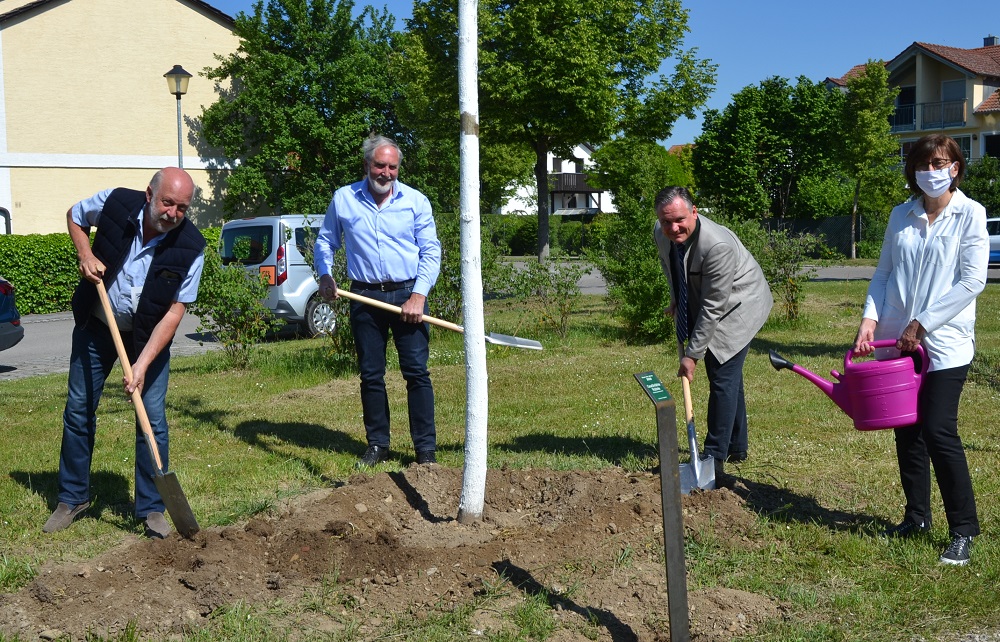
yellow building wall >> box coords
[0,0,239,234]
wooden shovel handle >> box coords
[95,280,165,470]
[677,342,694,424]
[335,288,465,334]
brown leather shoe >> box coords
[42,501,91,533]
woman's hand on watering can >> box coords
[897,319,926,353]
[853,319,878,356]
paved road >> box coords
[0,312,219,382]
[3,264,997,382]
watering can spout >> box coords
[768,349,853,416]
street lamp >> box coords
[163,65,192,169]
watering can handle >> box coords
[845,339,928,376]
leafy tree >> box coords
[963,155,1000,215]
[201,0,455,216]
[693,76,845,219]
[585,138,691,341]
[403,0,716,261]
[840,60,901,258]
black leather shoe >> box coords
[726,451,748,463]
[357,445,390,468]
[882,519,931,538]
[416,450,437,465]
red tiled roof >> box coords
[975,88,1000,114]
[911,42,1000,78]
[826,63,874,87]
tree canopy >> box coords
[201,0,457,216]
[693,76,846,219]
[840,61,902,257]
[402,0,716,259]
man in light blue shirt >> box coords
[44,168,206,539]
[315,135,442,468]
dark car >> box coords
[0,274,25,352]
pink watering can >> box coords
[769,339,928,431]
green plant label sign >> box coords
[634,371,672,404]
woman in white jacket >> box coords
[854,133,989,566]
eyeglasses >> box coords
[927,158,954,170]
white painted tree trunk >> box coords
[456,0,488,524]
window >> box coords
[954,135,972,161]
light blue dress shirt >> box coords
[314,179,441,296]
[70,189,205,331]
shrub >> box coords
[188,227,282,369]
[0,233,79,314]
[511,252,584,338]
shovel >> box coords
[335,288,543,350]
[96,281,200,538]
[678,343,715,493]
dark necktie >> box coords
[674,242,689,343]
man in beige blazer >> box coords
[653,186,773,475]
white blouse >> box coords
[862,189,988,371]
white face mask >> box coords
[914,164,954,198]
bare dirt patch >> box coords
[0,467,783,641]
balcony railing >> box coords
[890,100,967,132]
[921,99,967,129]
[890,105,916,132]
[550,172,600,193]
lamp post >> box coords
[163,65,192,169]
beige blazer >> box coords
[654,215,773,364]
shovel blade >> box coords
[679,456,716,494]
[152,472,200,538]
[485,332,544,350]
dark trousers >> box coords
[349,285,436,452]
[58,319,171,518]
[702,342,751,461]
[895,364,979,537]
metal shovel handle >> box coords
[335,288,464,333]
[95,281,164,471]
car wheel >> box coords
[305,296,336,337]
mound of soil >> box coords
[0,467,782,641]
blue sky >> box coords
[204,0,999,148]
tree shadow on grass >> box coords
[230,420,363,484]
[750,336,854,362]
[496,433,655,466]
[9,470,135,524]
[719,469,885,535]
[491,559,638,642]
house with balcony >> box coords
[830,35,1000,162]
[499,143,616,217]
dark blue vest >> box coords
[71,188,206,354]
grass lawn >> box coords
[1,279,999,640]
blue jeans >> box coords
[57,319,171,518]
[702,342,751,461]
[349,285,436,452]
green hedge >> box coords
[0,227,224,316]
[0,233,79,314]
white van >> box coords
[219,215,336,336]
